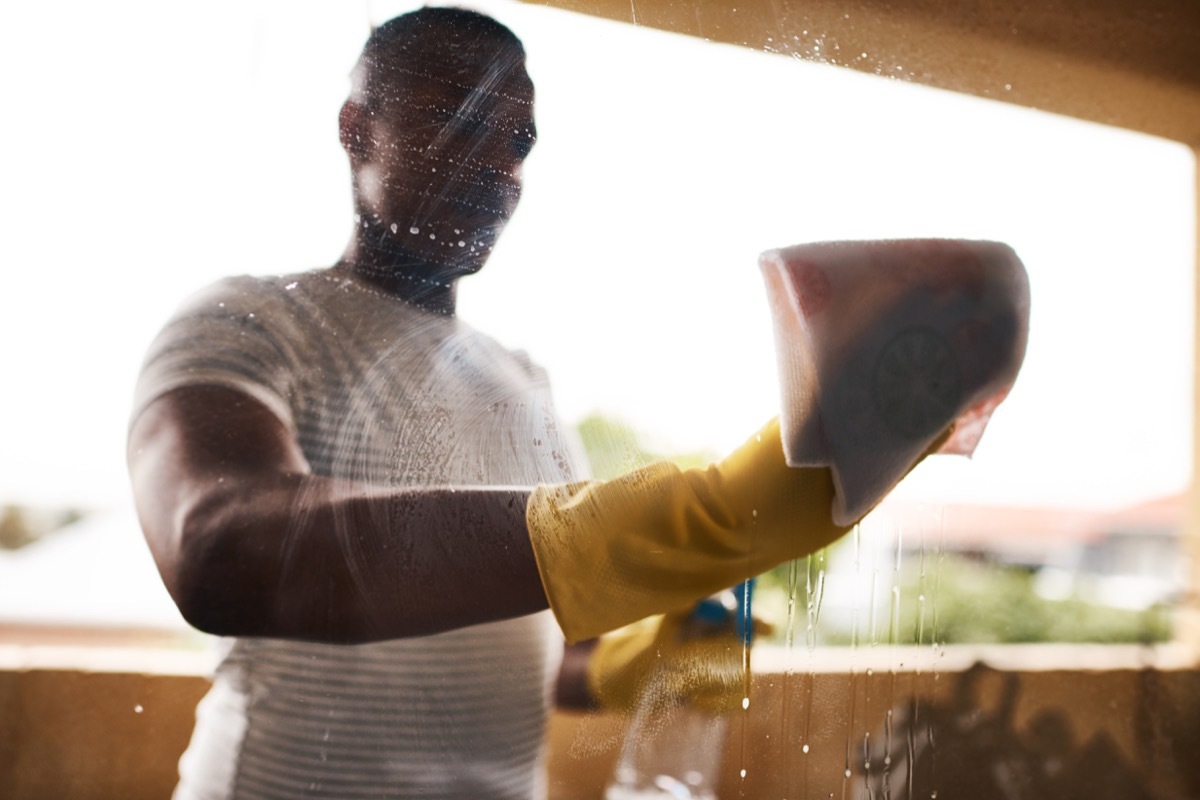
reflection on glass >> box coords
[0,1,1195,799]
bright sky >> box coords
[0,0,1194,514]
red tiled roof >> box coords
[871,493,1186,558]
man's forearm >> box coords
[158,477,545,643]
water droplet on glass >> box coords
[742,696,750,710]
[740,768,747,779]
[458,240,466,247]
[409,226,421,235]
[134,705,144,714]
[844,769,852,779]
[802,744,810,754]
[429,233,436,240]
[390,223,398,233]
[285,282,297,290]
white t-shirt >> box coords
[132,270,583,800]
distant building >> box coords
[0,505,198,647]
[878,494,1188,610]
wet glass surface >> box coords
[0,1,1196,798]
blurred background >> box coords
[0,0,1194,647]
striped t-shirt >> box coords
[132,270,582,799]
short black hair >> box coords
[353,6,526,107]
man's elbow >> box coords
[167,560,245,637]
[160,495,263,637]
[168,570,238,637]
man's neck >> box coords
[338,219,483,316]
[337,261,459,316]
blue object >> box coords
[735,578,756,646]
[691,578,757,646]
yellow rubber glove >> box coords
[527,418,854,643]
[587,607,773,714]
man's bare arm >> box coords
[128,385,549,644]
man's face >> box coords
[353,46,537,268]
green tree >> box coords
[574,413,716,480]
[0,504,85,551]
[0,505,36,550]
[753,552,1173,647]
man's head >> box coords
[340,7,536,277]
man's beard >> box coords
[410,169,520,230]
[357,210,504,279]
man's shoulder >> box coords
[504,346,545,381]
[458,323,550,386]
[166,271,330,325]
[183,272,304,305]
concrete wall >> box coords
[4,656,1197,799]
[520,0,1200,147]
[548,662,1200,799]
[0,667,208,800]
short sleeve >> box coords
[130,276,302,433]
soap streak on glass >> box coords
[883,521,905,797]
[804,552,824,785]
[782,557,801,799]
[842,523,864,800]
[927,507,948,798]
[737,576,751,794]
[784,548,827,797]
[808,550,827,650]
[774,506,958,796]
[907,520,930,800]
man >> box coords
[128,7,872,798]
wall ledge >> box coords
[754,641,1200,674]
[0,642,216,676]
[2,638,1197,679]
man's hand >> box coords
[586,604,773,714]
[526,419,855,643]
